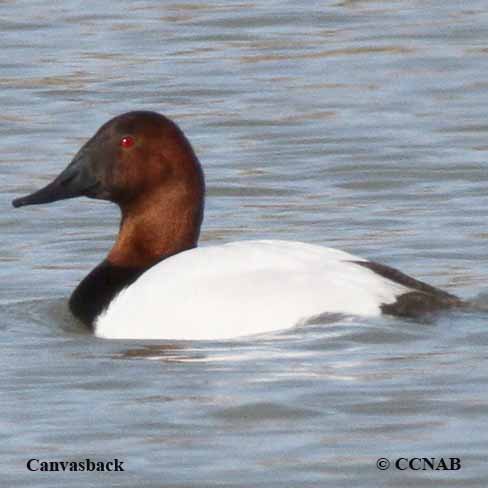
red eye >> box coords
[120,136,135,149]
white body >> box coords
[95,240,409,340]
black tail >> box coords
[354,260,464,318]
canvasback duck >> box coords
[13,111,463,340]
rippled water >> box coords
[2,1,488,486]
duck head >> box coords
[13,111,204,208]
[13,111,205,266]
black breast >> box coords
[69,260,146,329]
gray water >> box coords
[1,1,488,486]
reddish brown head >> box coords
[13,111,205,267]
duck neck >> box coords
[108,186,204,268]
[69,185,204,329]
